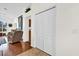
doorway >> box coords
[28,19,31,45]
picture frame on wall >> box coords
[18,15,23,31]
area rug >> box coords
[17,48,49,56]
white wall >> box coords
[4,17,17,35]
[23,15,31,42]
[56,4,79,56]
[56,4,72,56]
[3,16,17,34]
[71,4,79,56]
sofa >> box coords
[7,30,23,43]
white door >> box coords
[35,7,56,55]
[43,8,56,55]
[35,14,44,51]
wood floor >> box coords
[0,42,32,56]
[18,48,50,56]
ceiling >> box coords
[0,3,31,19]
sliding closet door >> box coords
[35,7,56,55]
[35,14,44,51]
[43,8,56,55]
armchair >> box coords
[7,31,23,43]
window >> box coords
[18,15,23,31]
[0,21,7,32]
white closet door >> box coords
[35,14,44,51]
[43,8,56,55]
[35,7,56,55]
